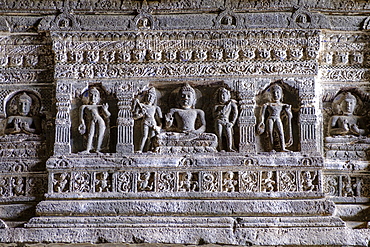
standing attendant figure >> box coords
[133,87,162,152]
[214,87,238,152]
[78,87,111,154]
[257,84,293,152]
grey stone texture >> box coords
[0,0,369,246]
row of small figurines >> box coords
[51,169,318,194]
[321,51,367,66]
[56,46,317,64]
[56,48,370,66]
[0,54,43,67]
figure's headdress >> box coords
[269,84,283,93]
[90,87,100,96]
[215,87,231,102]
[342,92,357,103]
[19,92,32,104]
[219,87,229,94]
[179,83,196,107]
[147,87,157,97]
[180,83,196,96]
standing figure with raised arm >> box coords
[78,87,111,154]
[257,84,293,152]
[213,87,238,152]
[133,87,162,152]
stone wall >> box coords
[0,0,369,246]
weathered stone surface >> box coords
[0,0,369,246]
[0,227,369,246]
[33,199,336,217]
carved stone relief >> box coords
[130,82,241,154]
[0,1,369,246]
[324,173,370,198]
[256,84,293,152]
[77,87,111,154]
[68,85,118,154]
[132,87,162,153]
[324,88,370,160]
[51,29,319,81]
[47,167,323,195]
[3,92,42,136]
[214,87,238,152]
[156,83,218,153]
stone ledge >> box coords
[0,227,368,246]
[45,192,325,200]
[0,203,35,220]
[25,216,345,229]
[47,154,323,169]
[34,199,336,217]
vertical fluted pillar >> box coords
[116,87,134,154]
[237,80,257,154]
[54,82,72,155]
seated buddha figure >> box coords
[154,83,217,153]
[4,92,41,135]
[328,92,366,137]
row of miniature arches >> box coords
[52,29,317,42]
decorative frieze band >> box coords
[1,0,370,13]
[52,30,319,79]
[50,168,321,194]
[52,30,320,44]
[323,174,370,198]
[0,140,46,158]
[0,69,53,84]
[55,61,318,79]
[0,173,47,199]
[320,68,370,82]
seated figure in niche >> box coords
[213,87,238,152]
[328,92,366,137]
[78,87,111,154]
[156,83,217,152]
[4,92,41,135]
[132,87,162,153]
[257,84,293,152]
[138,17,151,30]
[221,15,236,27]
[165,83,206,135]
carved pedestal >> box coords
[0,137,47,226]
[26,153,346,245]
[154,132,218,153]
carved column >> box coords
[298,77,319,154]
[236,79,256,153]
[116,84,134,154]
[54,82,72,155]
